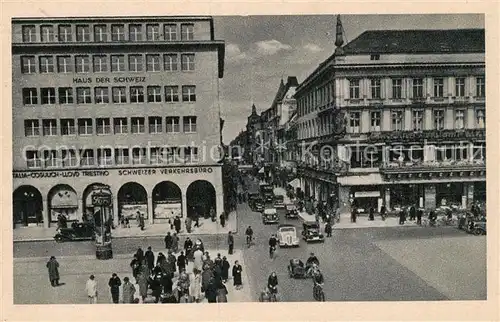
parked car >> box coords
[277,224,299,247]
[301,221,324,243]
[54,222,95,242]
[287,258,306,278]
[285,204,299,219]
[274,195,285,209]
[262,208,279,225]
[472,220,486,235]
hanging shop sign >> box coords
[13,166,216,179]
[369,129,485,143]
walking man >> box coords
[46,256,60,287]
[86,275,98,304]
[145,246,155,273]
[227,231,234,255]
[108,273,121,304]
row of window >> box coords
[21,53,195,74]
[297,76,486,117]
[298,108,485,138]
[348,77,485,100]
[21,85,196,105]
[25,146,201,168]
[23,116,197,136]
[21,23,195,43]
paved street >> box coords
[13,176,487,303]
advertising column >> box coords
[92,187,113,260]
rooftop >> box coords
[12,15,214,23]
[343,29,485,54]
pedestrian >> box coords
[156,252,166,267]
[185,216,192,233]
[210,207,216,222]
[167,250,177,274]
[136,211,141,226]
[190,268,202,303]
[177,251,188,272]
[399,209,406,225]
[136,266,148,302]
[150,270,163,303]
[139,213,145,230]
[122,277,136,303]
[173,216,181,234]
[145,246,155,273]
[217,281,228,303]
[152,261,163,276]
[192,207,200,227]
[164,232,173,250]
[232,260,243,290]
[130,254,141,280]
[124,217,130,228]
[410,205,416,221]
[46,256,60,287]
[136,247,144,264]
[108,273,121,304]
[221,256,230,283]
[214,253,222,268]
[227,231,234,255]
[204,277,218,303]
[161,270,174,295]
[219,212,226,227]
[380,205,386,221]
[417,208,423,225]
[171,232,179,253]
[201,264,213,291]
[325,221,332,237]
[184,237,193,259]
[193,248,204,271]
[351,207,357,223]
[369,207,375,221]
[85,275,98,304]
[177,269,191,300]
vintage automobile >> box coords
[277,224,300,247]
[254,198,265,212]
[274,195,285,209]
[285,204,299,219]
[471,220,486,235]
[54,222,95,242]
[262,208,279,225]
[301,221,325,243]
[287,258,307,278]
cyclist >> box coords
[310,265,325,301]
[245,226,254,246]
[267,271,279,300]
[306,252,320,273]
[268,234,278,258]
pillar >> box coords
[424,184,436,210]
[147,196,153,224]
[43,198,49,228]
[216,190,224,216]
[465,183,474,209]
[315,182,320,200]
[338,185,350,215]
[77,199,83,222]
[112,196,119,227]
[384,187,391,210]
[182,192,188,218]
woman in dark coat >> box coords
[232,260,243,289]
[171,233,179,253]
[173,216,181,234]
[368,207,375,221]
[201,266,213,292]
[108,273,122,304]
[46,256,60,287]
[205,277,218,303]
[221,256,230,283]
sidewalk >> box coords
[14,248,252,304]
[13,209,238,242]
[297,211,419,229]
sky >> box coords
[214,14,484,144]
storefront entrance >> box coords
[13,185,43,228]
[48,184,79,224]
[117,182,148,221]
[186,180,216,219]
[152,181,182,222]
[436,182,464,207]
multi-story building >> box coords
[12,16,225,228]
[294,18,485,214]
[245,104,264,164]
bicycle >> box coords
[313,283,325,302]
[246,235,253,248]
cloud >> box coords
[226,43,248,62]
[255,39,292,56]
[303,43,323,53]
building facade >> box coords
[294,20,486,214]
[12,16,225,228]
[245,104,264,164]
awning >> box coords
[288,178,300,189]
[258,167,265,174]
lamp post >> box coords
[92,186,113,260]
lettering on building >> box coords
[73,77,146,84]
